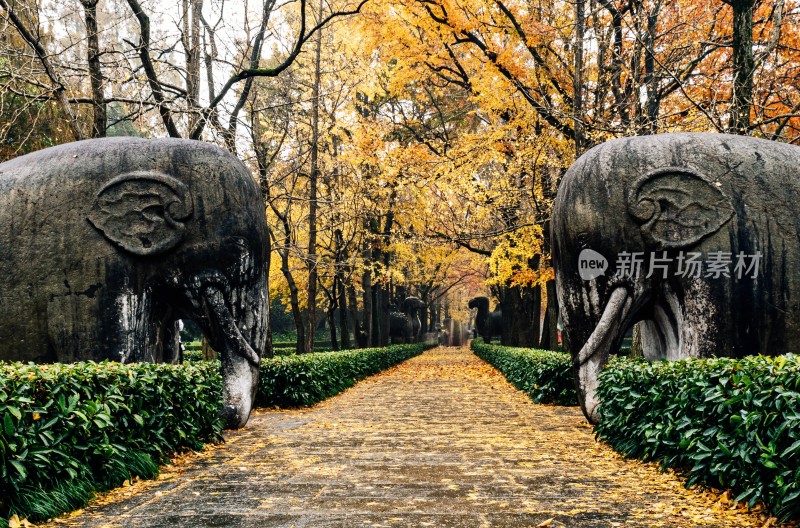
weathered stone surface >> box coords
[468,296,503,344]
[41,348,770,528]
[389,297,425,343]
[0,137,269,428]
[551,133,800,422]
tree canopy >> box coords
[2,0,798,349]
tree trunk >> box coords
[347,285,364,348]
[304,14,323,355]
[1,0,85,141]
[378,190,396,347]
[431,301,440,332]
[727,0,756,134]
[379,287,390,348]
[182,0,203,133]
[280,248,306,354]
[339,292,353,350]
[362,241,374,347]
[498,284,541,347]
[327,296,339,351]
[573,0,585,155]
[81,0,106,138]
[601,0,629,128]
[333,227,350,350]
[643,6,661,134]
[223,0,278,152]
[125,0,181,137]
[201,336,217,360]
[371,283,382,346]
[338,278,350,350]
[539,279,559,350]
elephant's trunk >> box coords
[575,287,631,424]
[195,270,267,430]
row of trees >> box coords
[2,0,798,352]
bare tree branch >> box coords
[125,0,181,137]
[190,0,370,140]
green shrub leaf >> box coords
[595,354,800,521]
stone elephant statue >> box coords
[389,296,425,343]
[551,133,800,423]
[468,296,503,344]
[0,137,270,429]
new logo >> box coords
[578,249,608,280]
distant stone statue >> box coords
[404,296,424,342]
[389,297,425,343]
[0,138,270,429]
[551,133,800,423]
[468,296,503,344]
[442,318,465,347]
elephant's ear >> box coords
[88,172,194,256]
[627,166,733,249]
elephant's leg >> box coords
[163,319,182,364]
[639,283,686,362]
[124,295,175,363]
[110,286,160,363]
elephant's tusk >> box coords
[576,287,632,366]
[201,285,261,367]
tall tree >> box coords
[722,0,758,133]
[304,0,324,354]
[80,0,106,137]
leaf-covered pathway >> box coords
[44,347,774,527]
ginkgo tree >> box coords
[345,0,569,347]
[345,0,800,348]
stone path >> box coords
[43,347,778,528]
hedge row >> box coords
[471,340,577,406]
[272,341,332,349]
[1,343,429,524]
[182,346,334,362]
[595,355,800,520]
[0,361,223,523]
[271,346,334,356]
[255,343,430,407]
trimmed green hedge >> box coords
[595,355,800,520]
[183,341,202,352]
[183,345,334,361]
[272,341,332,350]
[271,346,333,356]
[0,361,224,522]
[255,343,428,407]
[1,342,430,524]
[472,341,577,406]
